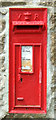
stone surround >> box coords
[0,0,55,119]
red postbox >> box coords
[9,8,47,113]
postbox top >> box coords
[9,8,47,23]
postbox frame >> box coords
[9,8,47,114]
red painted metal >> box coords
[9,8,47,113]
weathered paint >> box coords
[9,8,47,113]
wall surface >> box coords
[0,0,55,119]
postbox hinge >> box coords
[39,69,42,84]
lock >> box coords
[20,78,23,82]
[18,74,23,82]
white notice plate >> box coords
[21,46,32,72]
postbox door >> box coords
[13,43,42,108]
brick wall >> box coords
[0,0,55,119]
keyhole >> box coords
[20,78,22,82]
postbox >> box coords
[9,8,47,113]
